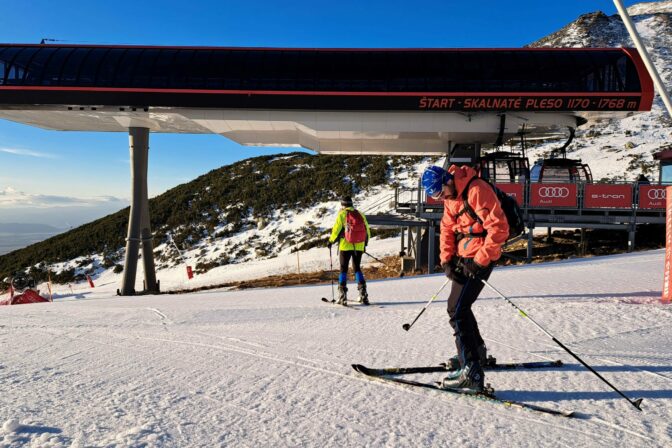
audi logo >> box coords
[647,189,666,200]
[538,187,570,198]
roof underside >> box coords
[0,106,585,154]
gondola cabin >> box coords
[530,158,593,183]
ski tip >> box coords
[351,364,364,373]
[633,398,644,411]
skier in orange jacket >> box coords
[422,164,509,392]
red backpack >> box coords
[344,210,367,244]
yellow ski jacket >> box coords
[329,207,371,252]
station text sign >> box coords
[418,96,641,112]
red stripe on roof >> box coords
[0,86,644,97]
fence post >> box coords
[428,224,435,274]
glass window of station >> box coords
[0,46,643,93]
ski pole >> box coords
[402,278,451,331]
[364,251,385,264]
[329,246,335,302]
[481,279,643,411]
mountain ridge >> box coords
[0,223,62,234]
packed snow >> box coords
[1,249,671,447]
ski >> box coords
[356,359,563,376]
[321,297,359,310]
[352,364,576,418]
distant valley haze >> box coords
[0,222,69,255]
[0,222,67,255]
[0,222,62,233]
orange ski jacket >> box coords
[439,165,509,267]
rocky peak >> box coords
[522,2,672,183]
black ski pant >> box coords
[447,261,494,368]
[339,250,363,286]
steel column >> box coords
[628,224,636,252]
[527,226,534,262]
[415,227,422,270]
[120,127,158,295]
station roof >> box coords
[0,45,655,154]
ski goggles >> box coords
[430,188,445,200]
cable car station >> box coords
[0,44,660,293]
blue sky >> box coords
[0,0,643,227]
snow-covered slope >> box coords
[1,250,670,447]
[527,1,672,182]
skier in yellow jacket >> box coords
[328,196,372,305]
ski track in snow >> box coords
[1,250,672,446]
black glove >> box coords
[461,258,488,280]
[327,241,333,249]
[442,261,455,279]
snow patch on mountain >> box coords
[628,0,672,15]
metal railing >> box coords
[362,192,397,215]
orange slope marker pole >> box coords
[663,186,672,304]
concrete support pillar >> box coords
[119,127,159,295]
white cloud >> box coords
[0,187,127,208]
[0,147,58,159]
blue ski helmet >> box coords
[422,166,453,198]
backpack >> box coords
[457,177,525,241]
[344,210,368,244]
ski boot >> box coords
[444,344,493,370]
[357,282,369,305]
[441,361,486,392]
[336,285,348,306]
